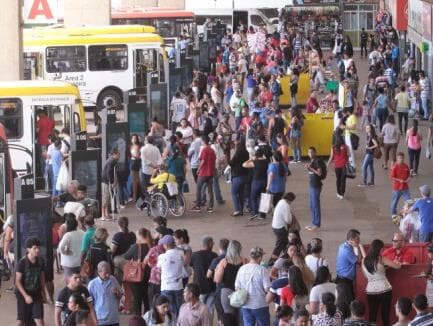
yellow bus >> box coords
[24,31,168,110]
[24,24,157,37]
[0,80,86,188]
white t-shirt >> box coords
[58,230,85,268]
[235,263,271,309]
[309,282,337,303]
[157,248,184,291]
[211,87,222,104]
[176,126,193,144]
[272,200,292,229]
[305,255,329,276]
[140,144,162,175]
[171,98,188,123]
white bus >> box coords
[23,31,168,109]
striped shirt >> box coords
[409,312,433,326]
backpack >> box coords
[317,159,327,180]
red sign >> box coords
[23,0,59,24]
[389,0,408,31]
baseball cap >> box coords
[158,235,175,246]
[250,246,265,258]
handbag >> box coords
[345,163,356,179]
[350,133,360,151]
[229,267,256,308]
[259,193,273,214]
[166,182,179,196]
[80,248,93,279]
[123,244,144,283]
[373,146,382,159]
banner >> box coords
[23,0,63,24]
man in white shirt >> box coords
[271,193,295,262]
[235,246,271,325]
[140,136,162,188]
[157,235,184,318]
[170,91,188,134]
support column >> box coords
[63,0,111,27]
[0,0,23,81]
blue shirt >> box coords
[167,156,185,178]
[88,275,120,325]
[51,149,63,177]
[267,162,287,194]
[247,74,257,88]
[391,47,399,59]
[225,86,234,104]
[336,242,358,280]
[411,197,433,234]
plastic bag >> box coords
[55,162,69,192]
[399,212,420,243]
[259,193,273,214]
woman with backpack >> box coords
[327,128,349,200]
[406,119,422,176]
[86,227,112,280]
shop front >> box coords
[407,0,433,84]
[342,0,379,47]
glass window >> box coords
[359,12,367,29]
[46,46,86,73]
[88,45,128,71]
[157,20,176,38]
[367,12,374,30]
[0,99,23,139]
[251,15,264,26]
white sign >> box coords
[29,95,76,106]
[23,0,64,24]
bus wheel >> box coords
[98,89,122,110]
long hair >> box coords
[412,119,419,136]
[363,239,384,274]
[314,266,330,286]
[118,216,129,233]
[322,292,337,317]
[173,229,190,244]
[151,295,172,324]
[273,151,285,177]
[288,266,308,296]
[226,240,243,265]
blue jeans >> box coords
[231,175,247,212]
[213,171,224,203]
[377,108,388,131]
[390,189,411,215]
[161,289,183,318]
[422,97,430,119]
[242,306,270,326]
[309,186,322,227]
[250,179,267,215]
[235,116,242,130]
[52,174,60,197]
[362,153,375,185]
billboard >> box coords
[23,0,64,24]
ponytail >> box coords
[322,293,337,317]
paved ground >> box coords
[1,53,432,325]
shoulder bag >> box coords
[80,247,93,279]
[123,244,145,283]
[229,267,256,308]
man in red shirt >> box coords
[382,232,415,264]
[36,109,55,176]
[390,152,411,216]
[306,91,319,113]
[191,135,216,213]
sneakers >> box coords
[248,214,258,221]
[231,211,243,217]
[305,225,320,232]
[336,194,344,200]
[190,206,201,212]
[207,208,214,213]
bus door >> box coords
[133,48,159,103]
[23,52,43,80]
[233,10,248,33]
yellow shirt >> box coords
[394,92,410,110]
[148,172,177,191]
[345,114,357,136]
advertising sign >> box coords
[409,0,423,33]
[423,2,432,41]
[23,0,64,24]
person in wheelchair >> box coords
[137,164,177,210]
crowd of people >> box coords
[5,4,433,326]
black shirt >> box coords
[55,285,92,325]
[229,148,249,177]
[111,231,136,257]
[87,242,112,278]
[208,254,225,273]
[16,256,45,299]
[253,159,268,180]
[101,157,118,184]
[271,116,285,139]
[190,249,218,294]
[309,158,323,188]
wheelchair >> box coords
[141,183,186,218]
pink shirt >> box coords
[406,128,422,150]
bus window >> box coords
[250,14,265,26]
[88,45,128,71]
[46,46,86,73]
[159,53,165,83]
[157,20,176,38]
[0,99,23,139]
[73,111,81,133]
[24,52,43,80]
